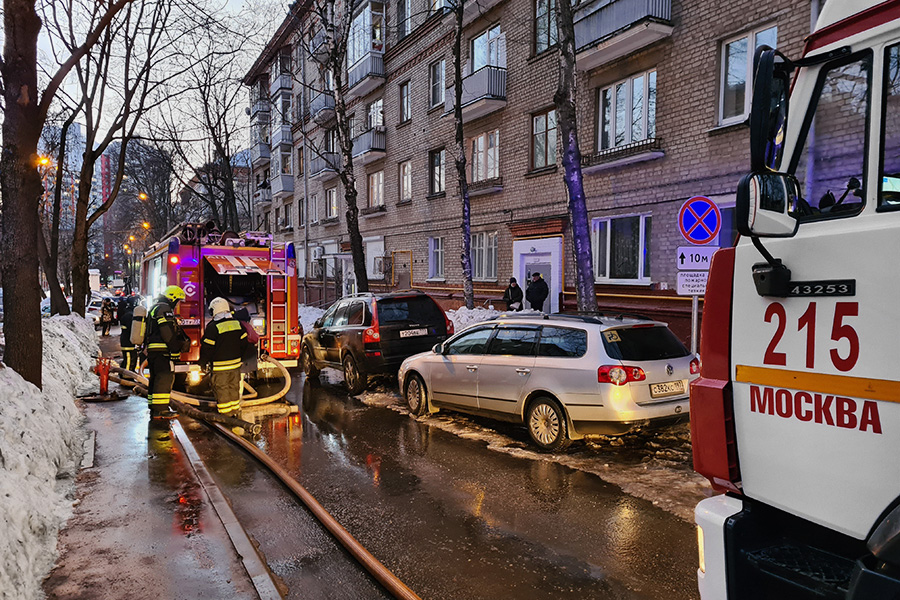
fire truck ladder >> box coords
[268,244,290,356]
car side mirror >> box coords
[433,343,443,354]
[736,171,801,238]
[314,318,323,329]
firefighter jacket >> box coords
[146,299,190,357]
[200,315,250,372]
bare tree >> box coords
[554,0,597,312]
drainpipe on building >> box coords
[300,37,312,305]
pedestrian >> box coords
[100,298,114,336]
[525,272,549,312]
[145,285,189,418]
[118,295,139,372]
[501,277,524,311]
[200,297,250,418]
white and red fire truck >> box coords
[693,0,900,598]
[140,223,301,373]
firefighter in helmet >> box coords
[200,297,250,418]
[145,285,190,417]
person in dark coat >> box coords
[100,298,114,336]
[117,295,139,372]
[525,272,549,312]
[501,277,524,311]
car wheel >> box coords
[405,374,428,416]
[301,345,320,379]
[526,397,571,452]
[342,354,367,395]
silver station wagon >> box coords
[399,313,699,451]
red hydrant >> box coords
[96,357,111,395]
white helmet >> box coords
[209,297,231,316]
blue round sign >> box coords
[678,196,721,245]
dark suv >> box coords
[302,291,454,394]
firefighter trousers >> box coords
[120,346,139,373]
[147,352,175,409]
[210,369,241,415]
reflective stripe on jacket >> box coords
[199,316,250,371]
[146,301,183,356]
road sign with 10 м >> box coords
[676,246,718,271]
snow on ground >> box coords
[0,315,97,600]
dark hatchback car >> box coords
[302,291,454,394]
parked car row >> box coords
[302,292,699,450]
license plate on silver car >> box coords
[650,381,684,398]
[400,328,428,338]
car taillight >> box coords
[690,247,741,494]
[444,312,454,336]
[364,300,380,343]
[690,357,701,374]
[598,365,646,385]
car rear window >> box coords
[602,326,689,361]
[538,326,587,357]
[377,296,444,326]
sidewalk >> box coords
[42,391,260,600]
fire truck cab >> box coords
[692,0,900,598]
[140,223,301,375]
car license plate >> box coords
[400,328,428,338]
[650,381,684,398]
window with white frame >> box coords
[367,98,383,129]
[471,231,498,280]
[470,130,499,181]
[368,170,384,207]
[532,109,557,169]
[428,237,444,279]
[348,2,384,66]
[283,203,293,228]
[429,148,445,194]
[326,188,338,218]
[599,69,657,150]
[399,160,412,202]
[592,214,652,281]
[472,25,502,71]
[281,93,292,125]
[720,25,777,125]
[310,193,319,223]
[280,148,292,175]
[430,59,445,108]
[399,81,410,122]
[299,197,306,226]
[430,0,445,15]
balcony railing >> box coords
[270,173,294,198]
[269,73,293,95]
[574,0,672,70]
[309,30,327,60]
[253,187,272,205]
[445,66,507,121]
[271,123,292,147]
[347,52,385,100]
[310,91,335,124]
[352,127,386,164]
[250,141,270,167]
[250,99,270,116]
[309,152,340,181]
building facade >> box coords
[244,0,815,341]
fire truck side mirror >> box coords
[736,172,800,238]
[750,46,791,172]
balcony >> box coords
[253,187,272,205]
[462,0,503,25]
[347,52,385,100]
[351,127,386,164]
[468,176,503,197]
[445,66,507,122]
[581,137,664,173]
[309,152,340,181]
[310,91,335,125]
[250,141,270,167]
[574,0,673,71]
[270,173,294,199]
[309,30,328,61]
[250,99,270,117]
[271,123,292,148]
[269,73,293,95]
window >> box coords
[281,94,292,125]
[280,149,292,175]
[347,301,366,326]
[472,25,502,71]
[310,193,319,223]
[537,327,587,358]
[275,207,281,228]
[264,211,271,231]
[535,0,557,54]
[397,0,409,39]
[297,147,304,176]
[599,70,657,150]
[532,109,557,169]
[446,327,494,355]
[720,25,778,124]
[299,197,306,227]
[592,214,652,281]
[488,328,538,356]
[883,44,900,209]
[399,160,412,202]
[430,59,445,108]
[278,50,291,74]
[283,203,293,228]
[325,128,338,153]
[367,98,383,129]
[326,188,338,218]
[368,170,384,207]
[399,81,411,122]
[348,2,385,66]
[470,130,499,181]
[471,231,497,280]
[789,54,869,220]
[429,149,445,195]
[428,236,444,279]
[602,326,689,361]
[429,0,445,15]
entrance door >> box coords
[512,236,563,313]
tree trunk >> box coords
[1,1,46,387]
[555,0,598,314]
[37,230,71,315]
[452,3,474,309]
[48,113,77,315]
[70,164,95,316]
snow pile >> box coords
[298,304,325,336]
[0,315,97,600]
[445,306,545,332]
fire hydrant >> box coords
[96,357,111,395]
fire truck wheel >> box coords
[301,345,320,379]
[342,354,367,395]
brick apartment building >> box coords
[244,0,816,340]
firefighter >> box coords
[145,285,189,417]
[117,295,139,372]
[200,297,250,418]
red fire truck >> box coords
[139,223,301,373]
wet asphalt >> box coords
[187,372,700,600]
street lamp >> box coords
[142,222,150,229]
[129,235,135,242]
[138,192,148,201]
